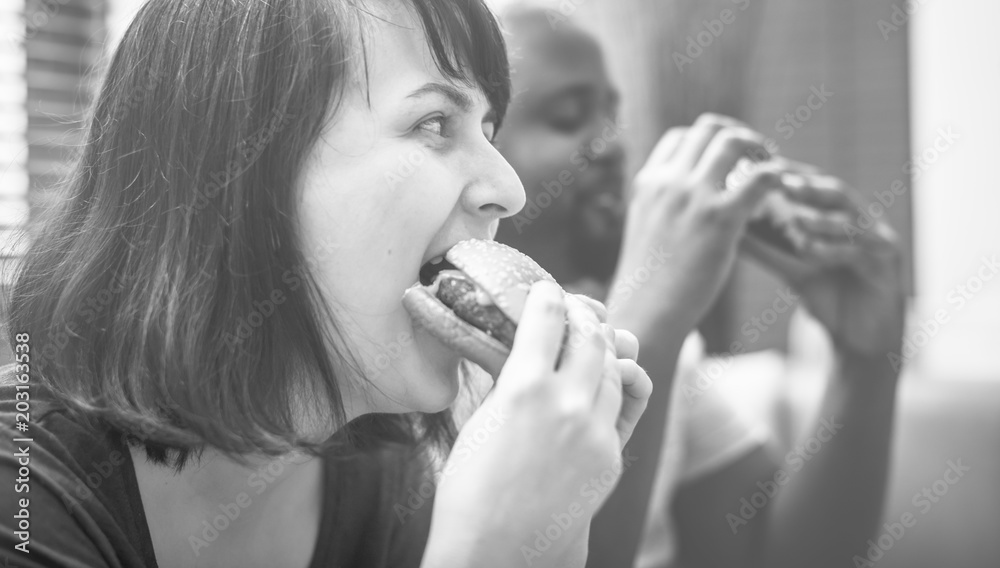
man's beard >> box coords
[568,193,625,283]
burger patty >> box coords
[436,275,517,349]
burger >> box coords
[402,239,564,377]
[728,157,818,277]
[745,192,809,257]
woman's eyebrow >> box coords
[406,82,474,112]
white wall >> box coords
[910,0,1000,380]
[105,0,148,52]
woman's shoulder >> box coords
[309,443,434,567]
[0,373,156,567]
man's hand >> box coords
[590,113,785,568]
[743,159,907,360]
[608,113,782,337]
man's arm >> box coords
[587,310,687,568]
[760,352,899,568]
[584,114,783,567]
[671,353,900,568]
[675,164,905,568]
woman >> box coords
[0,1,650,567]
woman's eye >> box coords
[417,116,446,136]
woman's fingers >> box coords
[616,360,652,447]
[618,359,652,405]
[614,328,639,361]
[593,351,623,429]
[558,294,608,397]
[502,280,567,387]
[595,358,651,449]
[570,293,608,324]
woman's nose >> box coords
[461,143,526,221]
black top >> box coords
[0,384,433,567]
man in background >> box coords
[493,5,906,568]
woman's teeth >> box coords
[419,256,451,286]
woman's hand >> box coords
[608,113,782,337]
[570,293,645,445]
[422,283,651,568]
[743,159,907,362]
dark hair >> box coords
[6,0,510,469]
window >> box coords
[910,0,1000,380]
[0,0,105,365]
[0,3,30,290]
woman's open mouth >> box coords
[402,239,565,377]
[415,254,517,349]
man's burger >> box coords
[403,239,564,377]
[728,157,822,279]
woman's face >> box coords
[297,6,524,417]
